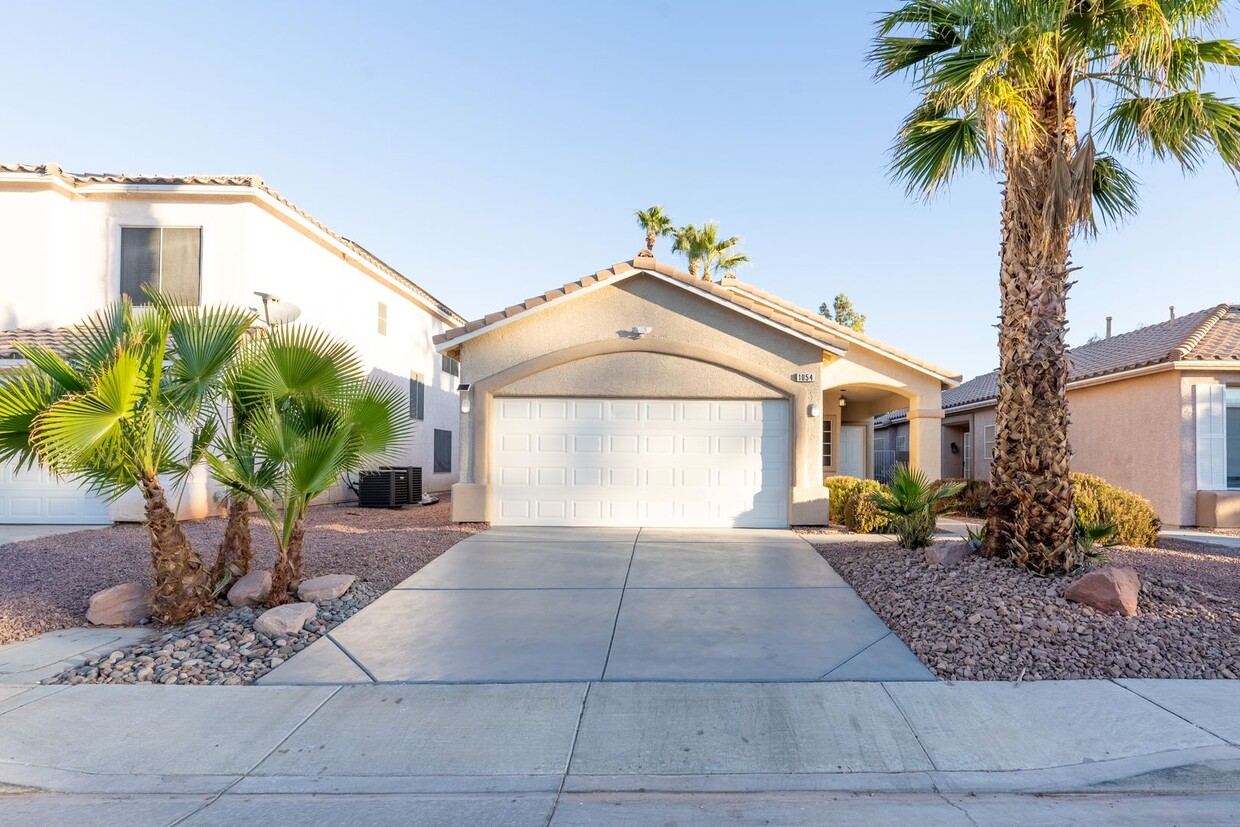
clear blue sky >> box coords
[6,1,1238,379]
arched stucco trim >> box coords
[466,338,812,488]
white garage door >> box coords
[0,460,111,525]
[491,397,789,528]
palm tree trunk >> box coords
[209,495,252,586]
[287,513,307,584]
[982,87,1079,574]
[140,473,213,624]
[646,231,656,251]
[688,259,699,278]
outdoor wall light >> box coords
[950,442,960,454]
[808,403,821,418]
[458,383,472,414]
[838,389,847,409]
[630,326,653,338]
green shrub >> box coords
[842,485,891,533]
[1072,473,1160,547]
[936,478,991,518]
[824,475,866,524]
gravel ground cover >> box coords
[809,538,1240,681]
[0,496,484,645]
[51,581,379,686]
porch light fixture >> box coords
[808,403,821,418]
[838,389,847,409]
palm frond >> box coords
[1103,90,1240,170]
[12,342,87,394]
[31,349,146,470]
[891,106,987,196]
[1086,152,1141,234]
[0,366,59,468]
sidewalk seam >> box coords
[817,632,892,680]
[325,634,380,683]
[881,682,941,786]
[546,681,593,827]
[1110,680,1237,747]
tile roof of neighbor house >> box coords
[0,163,465,326]
[872,303,1240,426]
[433,252,962,385]
[0,328,74,360]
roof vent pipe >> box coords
[1105,316,1113,338]
[1170,305,1176,321]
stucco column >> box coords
[907,407,944,479]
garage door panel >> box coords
[0,460,111,525]
[492,397,789,528]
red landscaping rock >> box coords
[86,582,151,626]
[924,541,975,567]
[1065,566,1141,617]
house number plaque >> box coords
[793,373,816,383]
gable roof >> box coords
[719,280,961,385]
[433,253,850,356]
[433,253,960,386]
[0,163,465,326]
[938,303,1240,414]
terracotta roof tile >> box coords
[0,163,464,325]
[941,304,1240,411]
[0,327,75,359]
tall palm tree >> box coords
[635,205,675,252]
[0,294,255,622]
[673,221,750,281]
[872,0,1240,574]
[208,325,410,604]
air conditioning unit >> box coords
[380,466,423,503]
[358,469,409,508]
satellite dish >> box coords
[253,291,302,327]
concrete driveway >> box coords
[261,527,931,685]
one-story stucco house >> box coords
[875,304,1240,528]
[433,251,959,528]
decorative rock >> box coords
[298,574,356,602]
[1065,566,1141,617]
[86,582,151,626]
[254,602,318,637]
[227,571,273,607]
[924,541,974,568]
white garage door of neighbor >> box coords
[491,397,790,528]
[0,460,111,525]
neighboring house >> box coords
[433,252,959,528]
[0,163,465,525]
[875,305,1240,527]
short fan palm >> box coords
[872,0,1240,572]
[0,294,255,623]
[871,464,964,549]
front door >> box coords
[839,425,866,479]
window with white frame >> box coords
[377,302,388,336]
[408,373,425,420]
[433,428,452,473]
[1228,388,1240,489]
[983,425,997,461]
[120,227,201,304]
[822,419,832,468]
[896,433,908,452]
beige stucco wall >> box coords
[450,274,836,525]
[499,351,782,399]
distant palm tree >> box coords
[635,205,674,252]
[872,0,1240,574]
[0,294,255,623]
[674,221,750,281]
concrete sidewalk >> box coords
[0,679,1237,824]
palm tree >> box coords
[635,205,675,252]
[0,294,255,622]
[208,325,410,604]
[871,0,1240,574]
[671,223,709,278]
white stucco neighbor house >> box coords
[435,252,959,528]
[0,163,465,525]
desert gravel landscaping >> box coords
[0,496,483,646]
[811,537,1240,682]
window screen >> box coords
[121,227,200,304]
[441,354,460,377]
[409,373,425,420]
[434,428,452,473]
[984,425,997,460]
